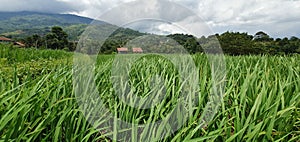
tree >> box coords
[24,36,33,48]
[253,31,273,42]
[32,34,42,48]
[218,32,261,55]
[45,26,69,50]
[51,26,68,41]
[167,34,201,54]
[184,38,199,54]
[46,33,59,49]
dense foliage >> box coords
[18,27,300,56]
[0,11,93,39]
[1,12,300,55]
[0,44,72,63]
[0,45,299,141]
[168,31,300,55]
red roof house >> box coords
[14,42,26,47]
[0,36,26,47]
[0,36,12,42]
[117,48,128,54]
[132,47,143,53]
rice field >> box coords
[0,45,299,141]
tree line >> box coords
[19,26,300,55]
[168,31,300,55]
[19,26,76,51]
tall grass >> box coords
[0,46,299,141]
[0,44,72,63]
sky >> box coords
[1,0,300,38]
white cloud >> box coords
[193,0,300,37]
[157,23,186,35]
[1,0,300,37]
[0,0,84,13]
[72,0,300,37]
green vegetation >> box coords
[168,31,300,55]
[0,44,72,63]
[0,44,299,141]
[0,11,93,39]
[0,44,72,84]
[1,11,300,55]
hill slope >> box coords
[0,11,147,41]
[0,11,93,24]
[0,11,95,40]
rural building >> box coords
[0,36,26,47]
[14,42,26,47]
[0,36,12,43]
[132,47,143,53]
[117,47,128,54]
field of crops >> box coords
[0,44,299,141]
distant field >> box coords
[0,44,299,141]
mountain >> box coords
[0,11,93,24]
[0,11,146,41]
[0,11,97,40]
[0,11,147,49]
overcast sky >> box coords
[1,0,300,38]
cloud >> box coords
[194,0,300,37]
[84,0,214,37]
[123,20,186,35]
[73,0,300,37]
[1,0,299,37]
[0,0,86,13]
[70,0,136,18]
